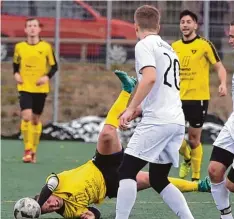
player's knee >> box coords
[99,125,115,143]
[136,172,150,191]
[208,161,226,183]
[188,130,201,148]
[21,110,32,122]
[31,115,40,125]
[188,137,200,148]
[149,172,170,193]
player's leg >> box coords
[179,100,208,181]
[92,71,137,200]
[208,132,234,219]
[30,93,47,163]
[136,172,211,192]
[179,101,192,178]
[116,123,193,219]
[189,100,208,181]
[179,139,192,178]
[115,154,147,219]
[116,123,157,219]
[187,126,203,181]
[97,70,137,155]
[149,163,194,219]
[146,124,193,219]
[19,91,33,163]
[168,176,211,192]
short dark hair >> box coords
[180,10,198,23]
[25,18,42,27]
[231,20,234,26]
[134,5,160,31]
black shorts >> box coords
[19,91,47,115]
[182,100,209,128]
[210,146,234,169]
[92,149,124,198]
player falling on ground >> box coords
[208,21,234,219]
[13,18,58,163]
[115,5,194,219]
[172,10,227,181]
[33,71,210,219]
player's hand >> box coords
[14,72,23,84]
[119,107,135,130]
[218,83,227,97]
[80,210,95,219]
[36,76,49,86]
[131,105,142,120]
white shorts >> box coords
[125,123,185,167]
[213,112,234,155]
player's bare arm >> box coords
[130,105,142,120]
[213,61,227,96]
[119,66,156,129]
[14,72,23,84]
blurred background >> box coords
[1,0,234,137]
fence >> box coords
[1,0,234,136]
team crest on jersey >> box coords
[191,49,197,54]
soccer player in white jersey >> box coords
[115,5,194,219]
[208,21,234,219]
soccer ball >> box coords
[13,197,41,219]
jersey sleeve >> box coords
[135,41,156,73]
[13,44,20,64]
[46,173,59,190]
[47,44,57,66]
[204,40,220,65]
[37,174,59,207]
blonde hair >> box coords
[134,5,160,31]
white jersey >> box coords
[135,35,185,126]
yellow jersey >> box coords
[13,40,57,93]
[172,35,220,100]
[47,161,106,218]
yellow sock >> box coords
[191,143,203,180]
[30,122,42,153]
[168,177,198,192]
[20,120,32,151]
[179,139,191,161]
[105,90,130,128]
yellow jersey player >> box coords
[32,71,210,219]
[13,18,58,163]
[172,10,227,181]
